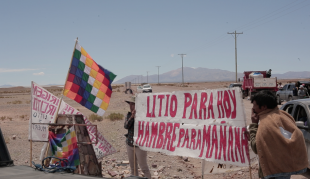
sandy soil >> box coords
[0,79,309,179]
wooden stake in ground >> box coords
[201,159,205,179]
[134,145,136,176]
[30,81,33,167]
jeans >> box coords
[264,168,307,179]
[126,144,151,179]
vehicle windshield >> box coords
[143,85,151,88]
[137,86,142,89]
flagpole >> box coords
[201,159,205,179]
[44,38,79,163]
[240,88,252,179]
[30,81,33,167]
[53,37,79,123]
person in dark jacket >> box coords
[292,82,299,100]
[266,69,272,78]
[124,96,151,179]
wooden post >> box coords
[201,159,205,179]
[134,145,136,176]
[30,81,33,167]
[240,87,252,179]
[249,163,252,179]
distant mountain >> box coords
[114,67,310,84]
[0,84,15,88]
[272,71,310,79]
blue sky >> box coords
[1,0,309,86]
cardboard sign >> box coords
[134,88,250,167]
[29,82,116,159]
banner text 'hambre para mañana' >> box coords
[134,89,249,166]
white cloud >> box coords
[171,54,174,57]
[33,72,44,76]
[0,68,37,73]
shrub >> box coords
[1,116,5,121]
[89,114,103,122]
[12,100,22,104]
[107,113,124,121]
[112,85,123,89]
[8,117,12,121]
[20,115,26,119]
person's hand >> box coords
[130,109,136,119]
[251,109,259,124]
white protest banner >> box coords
[29,82,116,159]
[29,81,59,141]
[134,88,249,167]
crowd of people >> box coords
[277,81,309,99]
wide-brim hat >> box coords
[125,96,136,104]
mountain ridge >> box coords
[114,67,310,84]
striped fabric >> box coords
[49,126,80,166]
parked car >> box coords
[142,84,152,93]
[229,83,242,89]
[276,81,310,105]
[276,83,295,104]
[229,83,244,98]
[280,99,310,168]
[137,86,143,93]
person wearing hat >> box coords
[266,69,272,78]
[124,96,151,179]
[298,85,306,98]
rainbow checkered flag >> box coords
[63,42,116,116]
[49,126,80,167]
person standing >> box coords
[277,82,283,89]
[124,96,151,179]
[298,85,306,98]
[266,69,272,78]
[302,84,308,97]
[247,90,308,179]
[292,82,299,100]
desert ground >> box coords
[0,79,310,179]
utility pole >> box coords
[178,54,186,86]
[156,66,161,84]
[227,30,243,83]
[147,71,149,84]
